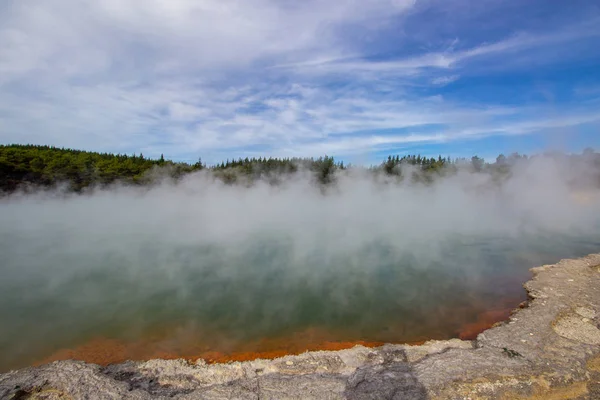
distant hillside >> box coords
[1,144,598,193]
[0,144,202,192]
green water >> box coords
[1,228,599,372]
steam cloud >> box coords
[1,154,600,371]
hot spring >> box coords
[1,167,599,372]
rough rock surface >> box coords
[2,254,600,399]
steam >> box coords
[1,154,600,371]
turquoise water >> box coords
[1,228,599,372]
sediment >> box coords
[1,254,600,399]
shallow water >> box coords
[1,229,599,372]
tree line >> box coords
[1,144,598,193]
[0,144,200,192]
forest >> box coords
[0,144,599,193]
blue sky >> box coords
[0,0,599,164]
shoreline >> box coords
[1,253,599,399]
[5,282,525,372]
[29,303,516,370]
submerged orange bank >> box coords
[36,305,514,367]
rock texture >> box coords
[2,254,600,400]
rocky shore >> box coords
[2,254,599,399]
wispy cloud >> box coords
[431,75,460,86]
[266,108,600,159]
[0,0,599,162]
[278,18,600,77]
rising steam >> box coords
[1,153,600,371]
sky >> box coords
[0,0,599,165]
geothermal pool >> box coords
[1,228,599,372]
[2,171,600,372]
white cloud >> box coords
[280,19,600,77]
[0,0,418,83]
[1,73,598,163]
[266,109,600,159]
[0,0,599,162]
[431,75,460,86]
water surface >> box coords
[1,229,598,372]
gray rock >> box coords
[345,362,427,400]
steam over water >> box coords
[1,160,600,372]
